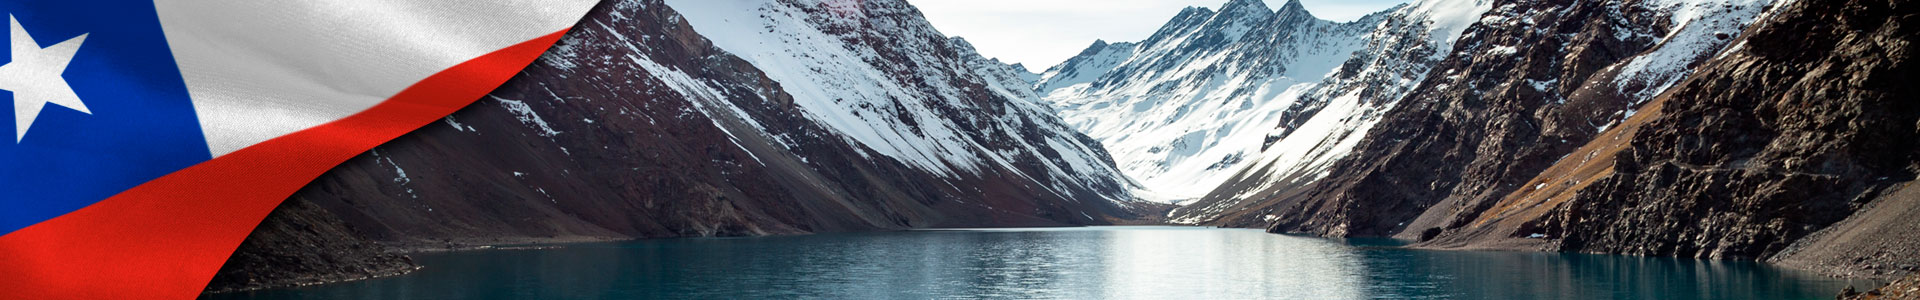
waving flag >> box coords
[0,0,595,298]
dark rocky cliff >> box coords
[1212,0,1917,278]
[205,0,1138,292]
[1475,0,1918,261]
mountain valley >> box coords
[205,0,1918,293]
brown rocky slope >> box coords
[1427,0,1918,265]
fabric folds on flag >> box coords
[0,0,595,298]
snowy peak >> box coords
[1175,6,1217,20]
[1168,0,1494,220]
[1125,0,1345,67]
[1007,62,1041,84]
[1033,40,1137,94]
[1276,0,1309,15]
[1192,0,1281,44]
[1142,7,1219,48]
[1077,40,1113,58]
[666,0,1138,208]
[1269,0,1316,24]
[1037,0,1399,201]
[1217,0,1273,17]
[1008,63,1034,74]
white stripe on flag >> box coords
[153,0,594,156]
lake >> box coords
[207,226,1870,299]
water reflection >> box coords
[207,227,1867,300]
[1357,248,1859,299]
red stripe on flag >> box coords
[0,29,570,300]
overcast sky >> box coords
[909,0,1409,71]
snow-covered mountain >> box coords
[667,0,1136,205]
[1035,0,1483,202]
[1165,0,1492,220]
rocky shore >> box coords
[1843,275,1920,299]
[202,199,420,293]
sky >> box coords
[909,0,1410,71]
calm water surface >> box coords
[210,226,1869,299]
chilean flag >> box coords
[0,0,595,298]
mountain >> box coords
[1171,0,1916,278]
[1501,0,1916,274]
[1038,0,1414,202]
[1228,0,1821,242]
[1043,0,1915,280]
[1187,0,1778,234]
[207,0,1139,292]
[1161,0,1492,219]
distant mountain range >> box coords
[206,0,1918,292]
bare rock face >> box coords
[208,0,1137,292]
[1229,0,1918,272]
[1523,0,1918,259]
[1274,0,1918,270]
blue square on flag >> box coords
[0,0,210,234]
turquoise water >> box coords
[209,226,1869,299]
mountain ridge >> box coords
[1037,0,1402,201]
[207,0,1143,292]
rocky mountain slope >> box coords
[1421,0,1916,263]
[1216,0,1792,238]
[207,0,1139,292]
[1182,0,1912,278]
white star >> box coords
[0,15,88,143]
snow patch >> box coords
[1613,0,1777,103]
[493,96,561,137]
